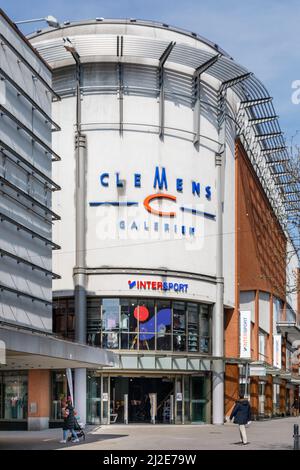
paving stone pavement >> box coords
[0,416,299,450]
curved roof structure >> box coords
[29,18,300,233]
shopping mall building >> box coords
[0,11,300,429]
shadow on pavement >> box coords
[0,433,128,450]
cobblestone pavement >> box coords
[0,416,298,450]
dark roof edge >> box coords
[28,17,232,60]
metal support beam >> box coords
[212,91,226,425]
[0,211,60,249]
[0,139,60,191]
[266,159,289,165]
[255,132,282,141]
[0,175,60,220]
[261,146,286,155]
[0,33,61,101]
[240,97,272,108]
[283,190,299,195]
[249,115,278,125]
[193,55,220,146]
[0,67,60,131]
[158,41,176,139]
[118,62,124,136]
[0,104,61,161]
[220,72,252,92]
[0,283,52,306]
[0,248,60,279]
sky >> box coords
[1,0,300,142]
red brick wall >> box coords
[225,364,239,416]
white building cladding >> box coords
[30,19,296,425]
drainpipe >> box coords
[64,39,87,425]
[212,92,226,425]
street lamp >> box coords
[15,15,60,28]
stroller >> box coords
[67,418,86,442]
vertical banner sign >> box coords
[66,368,74,405]
[240,310,251,358]
[273,334,282,369]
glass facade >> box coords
[86,297,211,353]
[50,371,69,420]
[53,298,75,341]
[86,373,211,425]
[0,372,28,420]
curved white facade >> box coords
[31,21,237,307]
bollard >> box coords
[294,424,299,450]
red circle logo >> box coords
[134,306,149,322]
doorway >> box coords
[110,376,174,423]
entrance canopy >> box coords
[0,323,117,370]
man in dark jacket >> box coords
[230,394,251,445]
[60,400,79,443]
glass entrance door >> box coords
[191,376,210,423]
[87,374,101,424]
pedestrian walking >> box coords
[230,394,251,445]
[60,399,79,443]
[292,398,299,417]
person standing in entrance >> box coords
[230,394,251,445]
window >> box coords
[173,301,186,352]
[54,296,212,353]
[102,299,120,349]
[258,330,267,361]
[199,304,210,354]
[156,300,171,351]
[87,298,101,346]
[53,297,75,340]
[0,372,28,420]
[187,303,199,352]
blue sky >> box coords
[2,0,300,141]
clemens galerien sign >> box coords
[89,165,215,239]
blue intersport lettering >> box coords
[153,166,168,190]
[128,279,189,293]
[100,173,109,187]
[192,181,200,196]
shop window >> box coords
[87,297,101,346]
[0,372,28,420]
[97,297,211,354]
[199,304,210,354]
[173,301,186,352]
[187,303,199,352]
[51,371,68,420]
[156,300,171,351]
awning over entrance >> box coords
[0,324,117,370]
[277,321,300,344]
[104,353,212,372]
